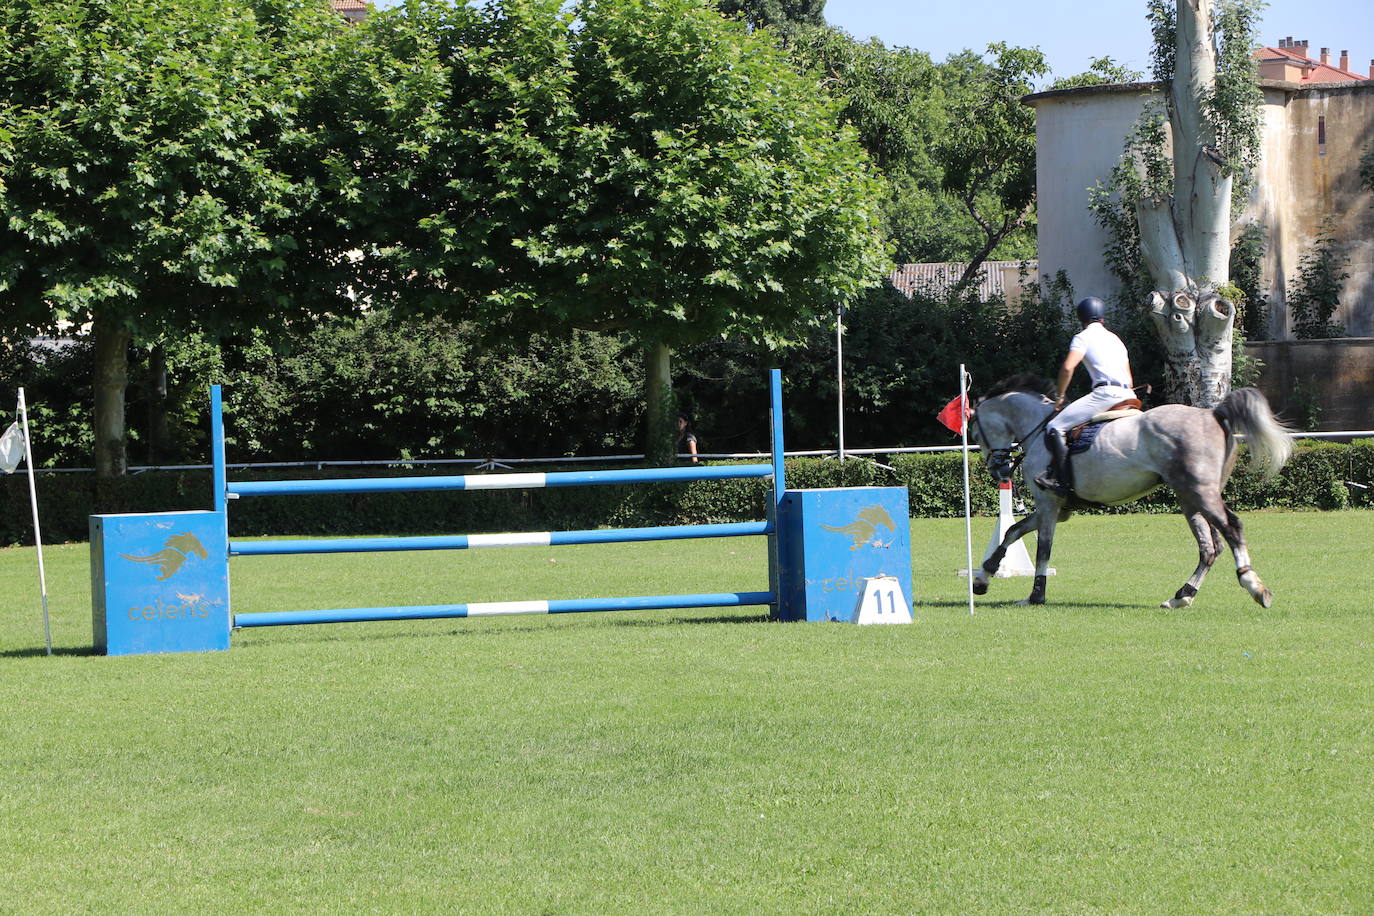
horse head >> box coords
[971,375,1055,483]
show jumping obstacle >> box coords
[90,370,913,655]
[222,373,787,629]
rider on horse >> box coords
[1035,297,1135,498]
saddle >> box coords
[1066,398,1143,455]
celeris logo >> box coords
[820,505,896,551]
[120,532,209,581]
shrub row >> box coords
[3,441,1371,547]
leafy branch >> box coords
[1286,221,1349,340]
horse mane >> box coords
[980,373,1054,401]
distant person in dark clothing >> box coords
[676,413,699,463]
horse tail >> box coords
[1213,388,1294,481]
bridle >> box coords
[969,396,1057,483]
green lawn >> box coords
[1,511,1371,913]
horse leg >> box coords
[1162,509,1220,608]
[1018,511,1058,606]
[972,512,1039,596]
[1197,498,1273,608]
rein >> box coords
[971,399,1056,479]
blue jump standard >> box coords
[231,520,772,556]
[233,591,776,628]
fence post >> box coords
[768,368,786,619]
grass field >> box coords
[1,511,1371,913]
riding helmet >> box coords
[1075,296,1107,324]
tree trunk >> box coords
[1133,0,1235,407]
[93,317,133,478]
[953,232,1005,296]
[643,339,676,466]
[146,343,169,465]
[1145,290,1234,405]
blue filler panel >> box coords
[776,487,912,622]
[90,511,231,656]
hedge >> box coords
[3,441,1372,547]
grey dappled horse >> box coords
[969,374,1293,609]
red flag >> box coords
[936,394,969,435]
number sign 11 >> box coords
[854,575,913,625]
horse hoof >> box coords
[1026,594,1046,606]
[1257,588,1273,609]
[1163,596,1194,609]
[972,581,988,596]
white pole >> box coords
[18,389,52,655]
[836,302,845,463]
[959,366,975,616]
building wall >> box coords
[1028,81,1374,339]
[1261,84,1374,338]
[1031,85,1157,303]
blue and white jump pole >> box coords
[89,370,911,654]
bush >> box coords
[5,276,1080,472]
[676,277,1072,455]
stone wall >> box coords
[1243,338,1374,431]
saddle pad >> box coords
[1067,422,1105,455]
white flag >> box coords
[0,420,22,473]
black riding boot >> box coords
[1034,429,1072,498]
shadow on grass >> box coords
[231,608,774,650]
[0,645,100,659]
[622,613,773,627]
[922,599,1150,610]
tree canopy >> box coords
[716,0,825,35]
[935,43,1046,290]
[786,29,1040,270]
[0,0,352,473]
[0,0,350,338]
[2,0,889,470]
[1048,56,1144,91]
[326,0,889,459]
[333,0,887,347]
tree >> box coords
[1285,222,1349,339]
[936,44,1046,292]
[787,29,1041,269]
[1092,0,1264,406]
[0,0,352,476]
[1048,56,1145,91]
[716,0,825,36]
[330,0,889,463]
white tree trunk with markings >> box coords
[1135,0,1235,407]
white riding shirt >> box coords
[1068,321,1132,389]
[1048,322,1135,435]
